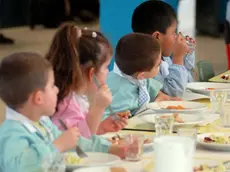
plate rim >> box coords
[197,132,230,149]
[146,101,207,112]
[187,82,230,93]
[140,113,206,126]
[100,133,154,147]
[65,152,121,169]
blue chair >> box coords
[197,60,215,82]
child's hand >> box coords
[53,127,80,152]
[173,33,190,65]
[94,84,112,109]
[155,91,181,102]
[109,144,128,159]
[97,114,129,134]
[185,35,196,45]
[185,35,196,53]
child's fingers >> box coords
[112,121,123,130]
[119,118,128,125]
[177,32,184,42]
[114,120,127,129]
[171,97,182,101]
[185,35,190,41]
[100,85,110,92]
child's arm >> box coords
[78,135,127,159]
[184,35,196,82]
[155,91,181,102]
[2,130,59,172]
[48,118,127,158]
[96,112,129,134]
[147,78,163,101]
[155,33,190,97]
[86,84,112,135]
[53,127,80,152]
[156,66,188,97]
[47,116,111,154]
[184,53,195,82]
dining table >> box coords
[101,98,230,172]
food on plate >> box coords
[110,167,128,172]
[193,164,226,172]
[107,135,152,145]
[205,88,216,90]
[166,105,185,110]
[117,111,131,118]
[221,74,230,80]
[203,135,230,144]
[65,153,85,165]
[173,113,184,123]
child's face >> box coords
[138,53,162,79]
[85,57,111,95]
[157,20,177,57]
[95,58,111,85]
[40,69,59,115]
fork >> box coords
[58,119,88,158]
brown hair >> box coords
[115,33,161,75]
[0,52,52,109]
[45,23,112,104]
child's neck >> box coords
[16,105,42,122]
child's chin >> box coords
[45,109,56,117]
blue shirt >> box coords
[154,53,195,97]
[104,72,162,119]
[0,107,110,172]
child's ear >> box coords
[32,90,43,105]
[88,67,95,82]
[136,72,145,80]
[152,31,161,40]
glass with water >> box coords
[42,153,66,172]
[210,90,228,113]
[124,134,145,162]
[155,114,174,137]
[178,128,197,140]
[220,102,230,128]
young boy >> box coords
[126,0,195,97]
[0,52,125,172]
[104,33,179,118]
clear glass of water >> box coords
[155,114,174,137]
[187,42,195,54]
[41,153,66,172]
[124,134,144,162]
[220,102,230,128]
[178,128,197,140]
[210,90,228,113]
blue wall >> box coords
[100,0,178,71]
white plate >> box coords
[197,132,230,151]
[73,166,112,172]
[101,133,154,152]
[193,158,225,170]
[65,152,120,171]
[140,113,205,126]
[146,101,207,113]
[187,82,230,96]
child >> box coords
[120,0,195,97]
[46,23,129,138]
[104,33,179,118]
[0,52,126,172]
